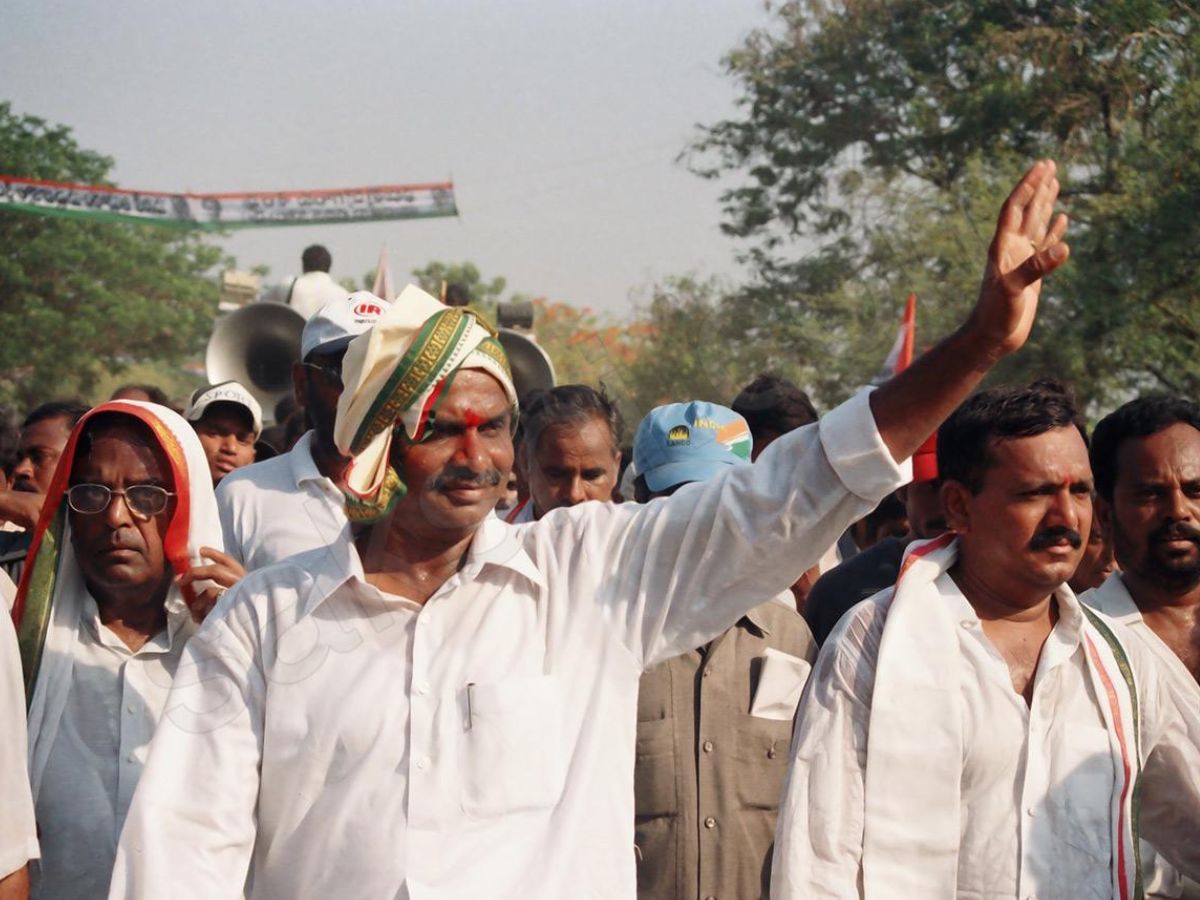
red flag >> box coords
[874,293,917,382]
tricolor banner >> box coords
[0,175,457,229]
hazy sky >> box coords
[3,0,772,315]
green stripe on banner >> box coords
[0,176,459,229]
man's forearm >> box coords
[870,324,996,464]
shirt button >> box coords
[1026,806,1036,817]
[125,704,135,714]
[702,668,712,678]
[960,621,973,629]
[704,816,716,829]
[126,752,137,763]
[702,740,714,753]
[767,747,778,759]
[416,755,430,771]
[416,681,430,696]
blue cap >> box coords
[633,401,753,494]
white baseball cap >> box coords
[184,381,263,437]
[301,291,391,360]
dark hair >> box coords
[301,244,332,273]
[521,384,623,457]
[111,383,171,406]
[0,405,18,476]
[23,400,89,431]
[1091,395,1200,501]
[731,373,818,440]
[937,379,1087,494]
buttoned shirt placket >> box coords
[959,602,1085,900]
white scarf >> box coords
[865,534,1144,900]
[21,401,224,802]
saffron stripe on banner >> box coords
[0,176,458,229]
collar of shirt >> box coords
[1083,573,1143,626]
[80,591,191,656]
[939,575,1087,673]
[741,605,773,637]
[288,431,336,491]
[298,513,546,620]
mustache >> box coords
[1029,526,1083,551]
[12,480,39,493]
[1151,522,1200,544]
[431,466,503,491]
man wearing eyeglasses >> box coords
[216,292,390,572]
[12,400,240,900]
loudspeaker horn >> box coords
[206,302,306,420]
[496,328,556,403]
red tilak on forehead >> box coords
[463,409,485,428]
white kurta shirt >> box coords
[287,271,350,320]
[1083,574,1200,900]
[772,573,1200,899]
[111,390,907,900]
[32,595,193,900]
[0,599,37,879]
[216,431,349,571]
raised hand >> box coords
[968,159,1070,362]
[177,546,245,623]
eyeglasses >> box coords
[66,483,175,519]
[303,361,343,387]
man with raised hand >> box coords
[112,161,1071,900]
[772,381,1200,899]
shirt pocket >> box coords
[634,716,678,818]
[460,673,565,819]
[1054,725,1116,863]
[733,716,794,810]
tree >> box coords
[0,103,226,410]
[690,1,1200,407]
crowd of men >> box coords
[1,161,1198,900]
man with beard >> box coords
[505,384,623,524]
[216,292,389,570]
[772,381,1200,899]
[1086,395,1200,898]
[114,161,1079,900]
[0,402,90,585]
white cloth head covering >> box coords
[16,401,224,801]
[334,284,517,521]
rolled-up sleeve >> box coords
[771,600,884,899]
[575,389,908,668]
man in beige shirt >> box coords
[631,402,816,900]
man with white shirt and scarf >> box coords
[1085,395,1200,899]
[772,380,1200,900]
[113,160,1076,900]
[11,401,240,900]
